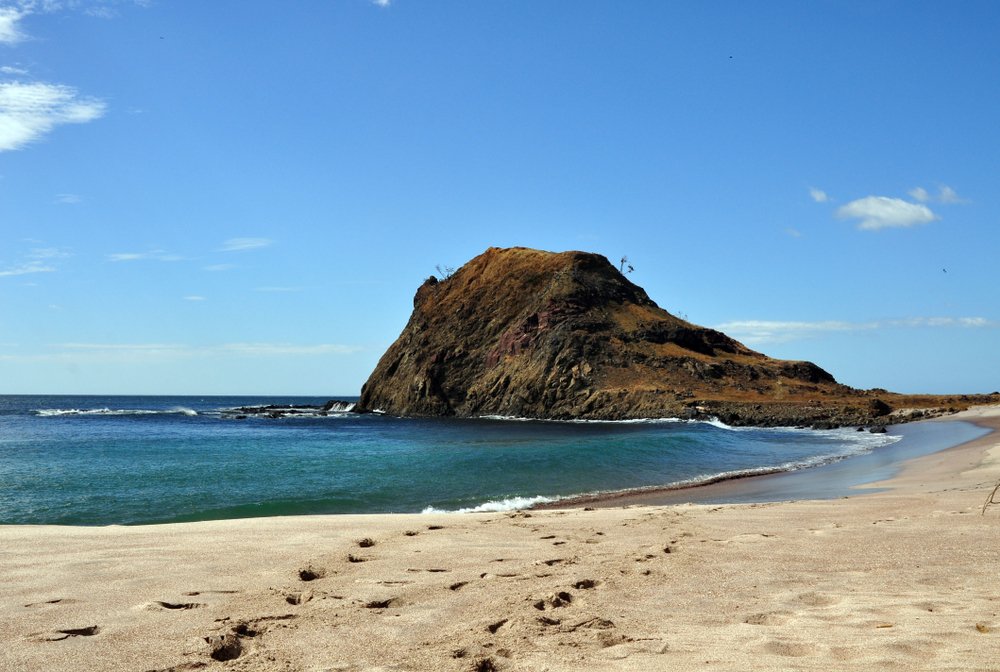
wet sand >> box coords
[1,406,998,671]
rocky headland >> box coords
[356,247,995,427]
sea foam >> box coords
[421,495,557,514]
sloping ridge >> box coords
[356,247,915,426]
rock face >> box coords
[356,247,952,426]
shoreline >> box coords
[537,413,994,510]
[2,405,998,671]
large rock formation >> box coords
[356,247,985,426]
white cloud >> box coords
[1,245,70,276]
[885,316,990,329]
[183,295,206,301]
[715,320,869,345]
[836,196,937,231]
[220,237,273,252]
[0,80,106,151]
[909,184,967,205]
[28,246,70,259]
[809,187,829,203]
[1,64,29,75]
[938,185,967,204]
[107,252,146,261]
[84,5,116,19]
[107,250,182,262]
[717,316,993,345]
[0,6,27,44]
[371,0,391,6]
[56,192,81,204]
[0,260,55,276]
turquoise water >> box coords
[0,394,924,526]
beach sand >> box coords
[2,407,999,671]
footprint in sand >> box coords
[364,598,399,609]
[206,633,243,662]
[204,617,292,662]
[298,566,327,581]
[31,625,100,642]
[148,601,205,611]
[24,598,80,608]
[533,591,574,611]
[285,591,313,605]
[486,618,508,634]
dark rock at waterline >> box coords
[869,398,893,417]
[222,400,356,419]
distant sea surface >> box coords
[0,395,987,526]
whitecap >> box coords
[421,495,557,514]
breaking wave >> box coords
[477,414,738,429]
[421,495,557,514]
[35,407,198,417]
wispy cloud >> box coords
[0,64,29,75]
[220,237,273,252]
[0,81,106,152]
[28,246,70,259]
[836,196,937,231]
[717,316,994,345]
[56,192,81,204]
[0,261,55,277]
[938,185,966,204]
[785,227,802,238]
[84,5,117,19]
[0,6,27,44]
[183,295,206,301]
[203,263,235,272]
[909,184,967,204]
[107,250,182,262]
[808,187,830,203]
[371,0,391,7]
[1,245,70,276]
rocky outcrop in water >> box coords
[355,247,993,426]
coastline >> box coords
[2,405,998,671]
[536,413,994,510]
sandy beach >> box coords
[2,407,999,672]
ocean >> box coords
[0,395,987,526]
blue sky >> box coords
[1,0,998,396]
